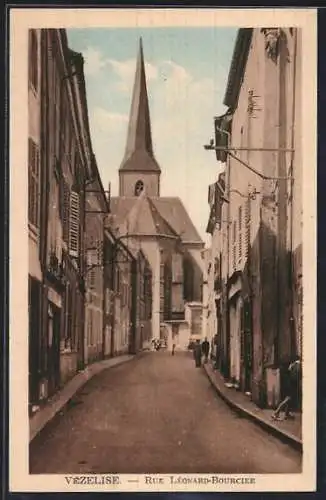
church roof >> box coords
[111,193,178,239]
[119,38,161,173]
[151,197,203,245]
[110,196,203,245]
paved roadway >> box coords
[29,351,301,474]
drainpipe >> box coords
[289,29,298,358]
[102,215,107,360]
[225,150,231,380]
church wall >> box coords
[186,246,204,302]
[139,239,161,339]
[119,171,160,197]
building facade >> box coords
[84,157,108,365]
[102,228,153,356]
[208,28,302,407]
[28,29,94,408]
[28,28,43,408]
[206,174,225,366]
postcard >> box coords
[9,7,317,493]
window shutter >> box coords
[87,249,97,290]
[69,191,80,257]
[28,138,40,227]
[61,181,70,243]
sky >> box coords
[67,27,238,245]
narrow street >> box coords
[30,352,301,475]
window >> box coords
[28,30,38,91]
[64,281,73,349]
[105,288,110,315]
[69,191,80,258]
[87,249,97,290]
[134,180,144,196]
[28,138,40,228]
[115,267,121,293]
[49,176,62,263]
[172,253,183,283]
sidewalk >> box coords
[203,362,302,452]
[30,354,136,443]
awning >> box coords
[29,242,42,281]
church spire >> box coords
[119,38,161,173]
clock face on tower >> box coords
[135,180,144,196]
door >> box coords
[47,302,61,396]
[243,300,253,392]
[229,295,241,384]
[29,278,40,406]
[76,290,85,370]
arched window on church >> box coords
[135,180,144,196]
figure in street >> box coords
[272,357,301,421]
[201,337,210,364]
[193,339,202,368]
[172,343,176,356]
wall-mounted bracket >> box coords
[204,144,294,153]
[204,141,294,181]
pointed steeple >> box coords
[119,38,161,173]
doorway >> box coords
[47,302,61,396]
[241,299,253,393]
[29,277,41,406]
[229,294,242,385]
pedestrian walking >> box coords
[272,357,301,421]
[201,337,210,364]
[172,343,176,356]
[193,340,202,368]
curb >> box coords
[203,364,302,453]
[29,353,142,444]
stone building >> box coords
[28,28,43,408]
[207,28,302,407]
[28,29,94,408]
[102,227,152,356]
[201,247,217,351]
[110,39,204,349]
[205,173,226,363]
[84,156,109,365]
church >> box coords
[109,39,205,349]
